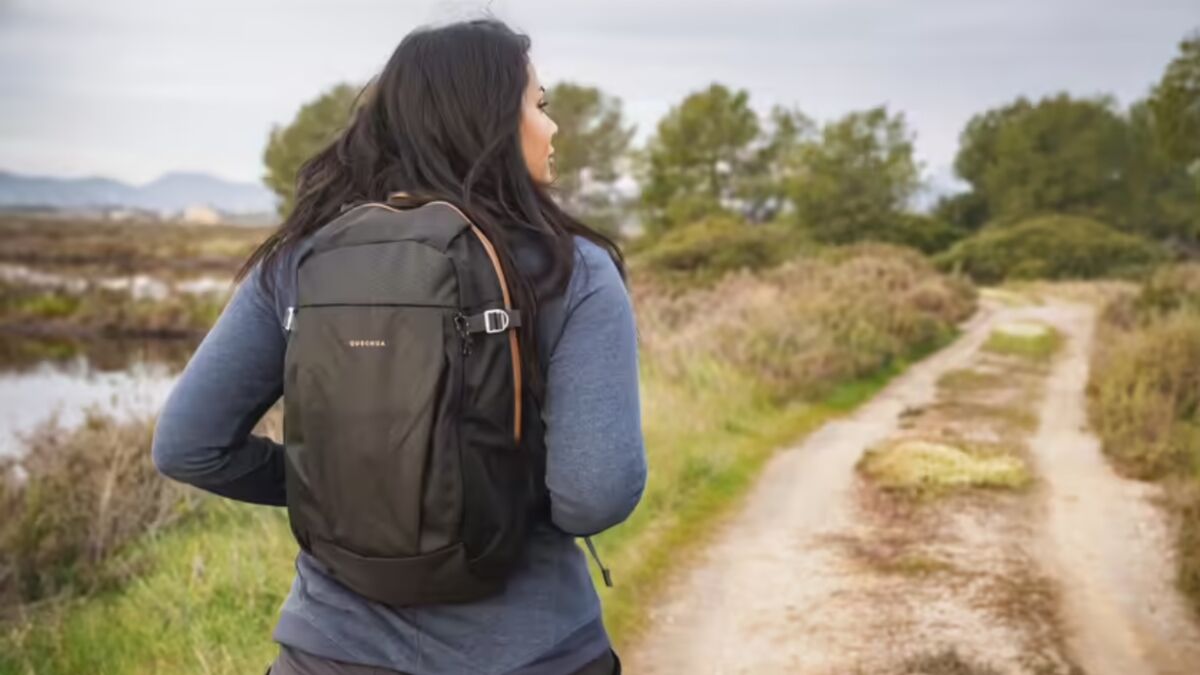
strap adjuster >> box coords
[463,308,521,334]
[484,309,510,334]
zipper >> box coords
[584,536,613,588]
[285,305,295,332]
[296,302,458,309]
[453,311,473,356]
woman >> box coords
[151,18,646,675]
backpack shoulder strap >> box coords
[392,195,526,444]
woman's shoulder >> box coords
[566,235,625,305]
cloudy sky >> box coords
[0,0,1195,188]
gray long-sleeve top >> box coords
[151,234,647,674]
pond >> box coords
[0,335,198,457]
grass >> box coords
[982,323,1061,361]
[592,345,949,644]
[0,347,949,675]
[936,368,1007,393]
[1086,264,1200,616]
[0,279,228,339]
[836,533,957,578]
[0,500,292,675]
[977,287,1037,307]
[901,649,1002,675]
[924,399,1040,433]
[857,440,1031,498]
[0,244,977,673]
[0,214,272,280]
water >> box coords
[0,338,193,458]
[0,262,231,301]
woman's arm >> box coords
[150,265,288,506]
[542,240,648,536]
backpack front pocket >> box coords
[283,303,456,557]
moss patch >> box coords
[858,440,1031,497]
[983,323,1061,361]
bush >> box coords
[636,243,977,401]
[1087,266,1200,615]
[0,406,282,611]
[0,279,227,339]
[879,213,968,255]
[1135,263,1200,317]
[1087,312,1200,478]
[635,216,810,283]
[934,214,1164,284]
[0,412,199,609]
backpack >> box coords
[280,197,551,606]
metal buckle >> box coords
[483,309,509,334]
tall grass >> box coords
[0,244,975,674]
[591,243,975,639]
[0,279,227,339]
[0,406,284,616]
[0,412,200,612]
[0,215,271,279]
[1086,263,1200,615]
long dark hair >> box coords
[234,18,626,402]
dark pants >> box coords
[266,644,622,675]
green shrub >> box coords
[878,213,969,254]
[0,404,283,613]
[1088,306,1200,479]
[982,323,1061,361]
[0,412,201,608]
[635,217,809,282]
[935,214,1164,284]
[18,293,81,319]
[1135,263,1200,317]
[638,243,977,402]
[1088,270,1200,615]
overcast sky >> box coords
[1,0,1196,188]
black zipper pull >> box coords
[584,536,613,588]
[453,312,472,356]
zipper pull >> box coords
[584,536,613,588]
[454,312,472,356]
[285,306,296,332]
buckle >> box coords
[483,309,509,334]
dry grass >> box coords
[982,323,1061,361]
[901,649,1003,675]
[1087,263,1200,616]
[858,440,1031,497]
[634,243,977,402]
[0,278,228,339]
[0,242,976,673]
[0,406,283,615]
[0,214,271,279]
[0,334,198,373]
[936,368,1008,393]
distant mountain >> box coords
[0,170,276,214]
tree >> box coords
[638,84,761,233]
[544,82,635,204]
[739,106,815,223]
[953,94,1131,227]
[932,191,990,233]
[1125,100,1200,244]
[1149,31,1200,167]
[543,83,635,239]
[783,106,921,244]
[262,83,363,217]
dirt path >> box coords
[625,297,1200,674]
[1028,302,1200,675]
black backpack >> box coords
[281,198,554,606]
